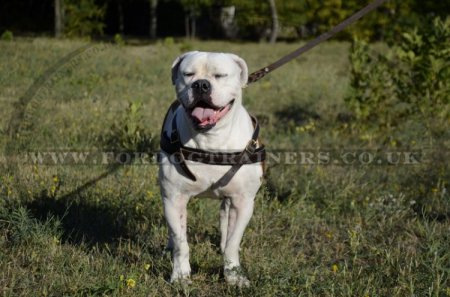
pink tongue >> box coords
[191,107,216,124]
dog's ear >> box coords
[171,51,198,85]
[229,54,248,87]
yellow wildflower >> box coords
[126,278,136,289]
[144,263,151,271]
[331,264,338,273]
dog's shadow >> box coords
[24,122,161,245]
[23,163,226,281]
[25,166,132,245]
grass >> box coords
[0,37,449,296]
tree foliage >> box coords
[179,0,214,13]
[220,0,450,41]
[1,0,449,40]
[64,0,105,37]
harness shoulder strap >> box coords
[160,100,181,155]
[159,101,197,181]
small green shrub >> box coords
[103,101,156,153]
[1,30,13,41]
[113,33,125,46]
[162,36,175,46]
[396,17,450,116]
[345,17,450,134]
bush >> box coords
[345,16,450,136]
[1,30,13,41]
[102,101,156,154]
[113,33,125,45]
[64,0,105,38]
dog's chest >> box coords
[183,161,263,198]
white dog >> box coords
[158,51,265,286]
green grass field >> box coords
[0,38,449,296]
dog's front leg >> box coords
[162,193,191,283]
[223,194,255,287]
[219,198,231,253]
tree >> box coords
[149,0,158,39]
[180,0,212,39]
[54,0,65,37]
[227,0,270,40]
[117,0,124,34]
[268,0,279,43]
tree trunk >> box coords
[185,7,196,39]
[191,14,196,39]
[117,0,124,34]
[185,14,190,38]
[149,0,158,39]
[54,0,64,38]
[268,0,279,43]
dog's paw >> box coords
[170,268,191,285]
[224,267,250,287]
[170,275,192,286]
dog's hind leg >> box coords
[219,198,231,253]
[162,193,191,283]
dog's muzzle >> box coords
[185,79,234,131]
[192,79,211,96]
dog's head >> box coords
[171,51,248,131]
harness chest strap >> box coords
[159,101,266,182]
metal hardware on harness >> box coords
[247,0,389,85]
[245,140,257,155]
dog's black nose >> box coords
[192,79,211,94]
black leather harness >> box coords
[159,101,266,182]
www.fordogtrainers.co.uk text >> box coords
[1,150,427,166]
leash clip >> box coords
[245,139,257,155]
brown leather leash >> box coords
[247,0,389,84]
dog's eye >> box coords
[214,74,228,79]
[183,72,195,77]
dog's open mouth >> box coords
[188,99,235,130]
